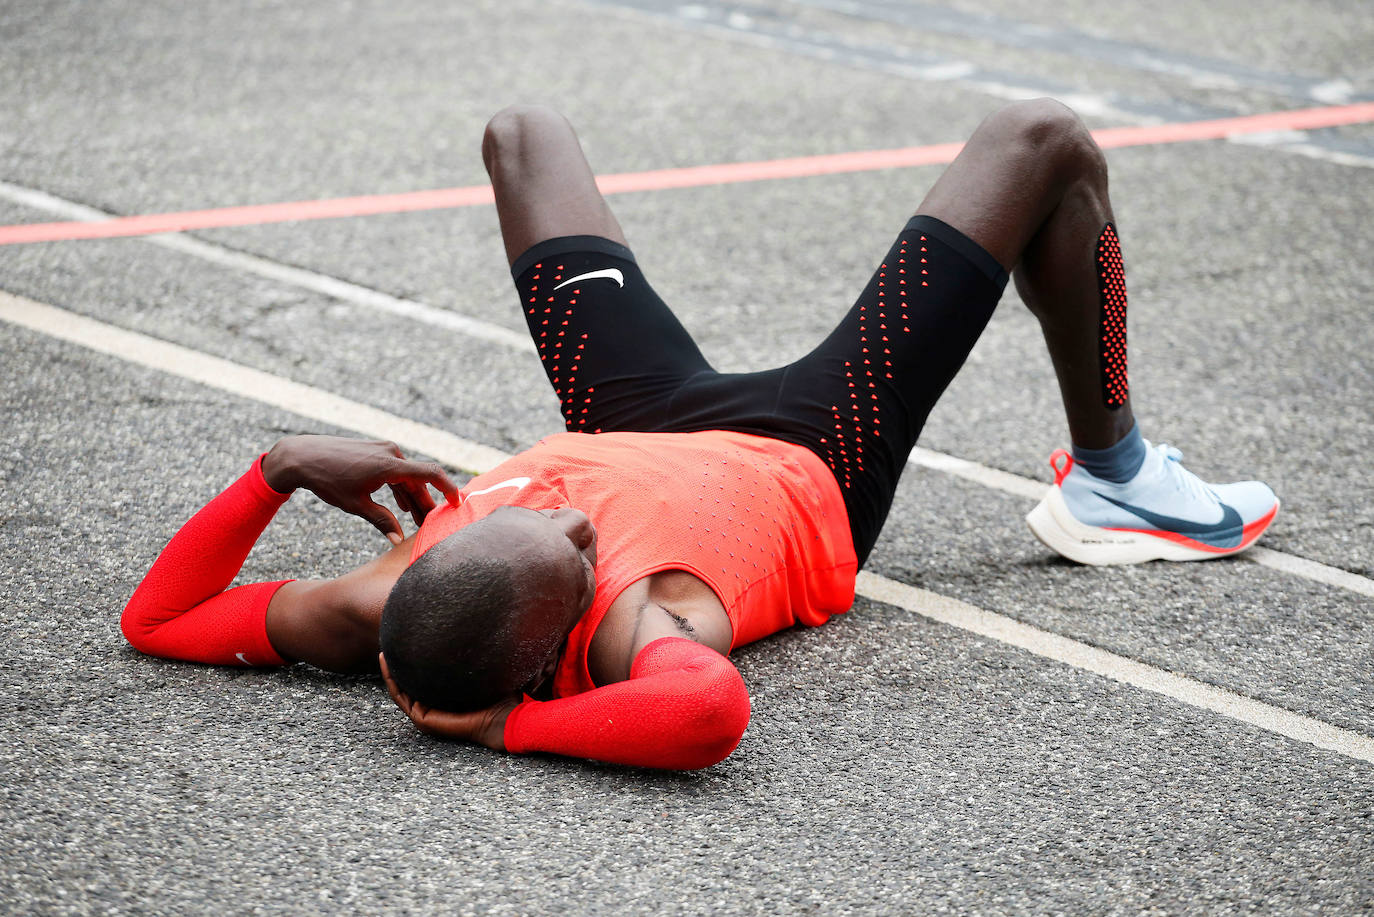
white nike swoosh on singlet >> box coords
[466,476,531,499]
[235,653,250,665]
[553,268,624,290]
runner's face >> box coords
[452,505,598,696]
[485,505,599,618]
[533,506,599,611]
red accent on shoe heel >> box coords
[1050,449,1074,486]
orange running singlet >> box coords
[410,430,857,697]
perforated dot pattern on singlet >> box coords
[1096,224,1129,409]
[686,448,806,585]
[528,262,601,434]
[411,431,858,699]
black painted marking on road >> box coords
[585,0,1374,165]
[591,0,1221,122]
[794,0,1369,105]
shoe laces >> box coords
[1153,442,1215,504]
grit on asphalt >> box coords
[1,1,1371,914]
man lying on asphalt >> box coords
[123,101,1278,769]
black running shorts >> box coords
[510,216,1008,566]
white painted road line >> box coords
[2,171,1368,599]
[907,450,1374,599]
[855,572,1374,764]
[909,446,1047,501]
[152,232,535,353]
[0,291,511,475]
[0,180,535,354]
[1242,547,1374,601]
[3,289,1370,765]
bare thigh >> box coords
[482,105,628,266]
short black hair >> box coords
[379,535,568,712]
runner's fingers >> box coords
[389,482,434,528]
[383,456,459,505]
[389,484,415,518]
[359,499,403,544]
[379,655,412,715]
[412,460,460,505]
[407,700,437,735]
[382,654,489,743]
[409,704,482,742]
[404,481,438,522]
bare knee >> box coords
[985,98,1106,185]
[482,104,574,176]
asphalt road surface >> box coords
[2,1,1371,913]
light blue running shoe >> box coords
[1026,441,1279,565]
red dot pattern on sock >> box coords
[1097,224,1129,409]
[529,263,601,433]
[817,235,926,488]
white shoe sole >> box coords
[1025,485,1273,566]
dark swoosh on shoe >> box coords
[1093,492,1245,549]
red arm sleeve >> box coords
[120,455,292,667]
[503,636,751,770]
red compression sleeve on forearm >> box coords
[121,455,291,666]
[503,636,751,770]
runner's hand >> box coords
[261,435,459,543]
[380,654,518,751]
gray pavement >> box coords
[1,0,1371,913]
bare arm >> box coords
[122,435,457,672]
[264,548,409,674]
[379,570,747,770]
[382,636,751,770]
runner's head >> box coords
[379,506,597,711]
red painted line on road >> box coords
[2,102,1372,246]
[1089,103,1374,149]
[0,185,497,245]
